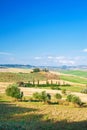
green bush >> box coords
[5,84,23,100]
[66,94,73,102]
[33,92,41,100]
[17,81,25,87]
[66,94,81,105]
[55,93,62,100]
[71,95,81,105]
[33,68,40,72]
[33,91,51,103]
[41,91,51,102]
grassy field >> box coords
[0,72,47,82]
[0,71,87,85]
[59,70,87,78]
[0,94,87,130]
[0,71,87,93]
[61,75,87,85]
[60,85,85,92]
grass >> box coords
[59,70,87,78]
[0,94,87,130]
[0,72,47,82]
[60,85,85,92]
[61,75,87,84]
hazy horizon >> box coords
[0,0,87,66]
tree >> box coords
[55,93,62,100]
[41,91,51,103]
[33,68,40,72]
[6,84,23,100]
[66,94,81,105]
[33,91,51,103]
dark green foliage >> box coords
[33,68,40,72]
[17,81,25,87]
[33,91,51,103]
[51,85,61,90]
[41,91,51,102]
[66,94,73,102]
[6,84,23,100]
[71,95,81,105]
[33,92,41,100]
[42,68,49,72]
[66,94,81,105]
[55,93,62,100]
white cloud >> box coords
[47,56,53,59]
[59,59,75,65]
[83,49,87,52]
[55,56,65,60]
[34,57,41,60]
[0,52,12,55]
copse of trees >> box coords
[32,68,40,72]
[5,84,23,101]
[33,91,51,103]
[66,94,82,105]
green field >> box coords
[61,75,87,84]
[59,70,87,78]
[0,94,87,130]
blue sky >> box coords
[0,0,87,66]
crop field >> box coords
[58,70,87,78]
[61,75,87,85]
[0,72,47,82]
[0,94,87,130]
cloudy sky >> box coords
[0,0,87,66]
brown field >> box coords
[0,68,32,73]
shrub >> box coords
[81,88,87,94]
[33,68,40,72]
[41,91,51,103]
[17,81,25,87]
[33,91,51,103]
[55,93,62,100]
[62,89,66,95]
[66,94,73,102]
[6,84,23,100]
[33,92,41,100]
[66,94,81,105]
[71,95,81,105]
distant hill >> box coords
[0,64,35,69]
[0,64,87,70]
